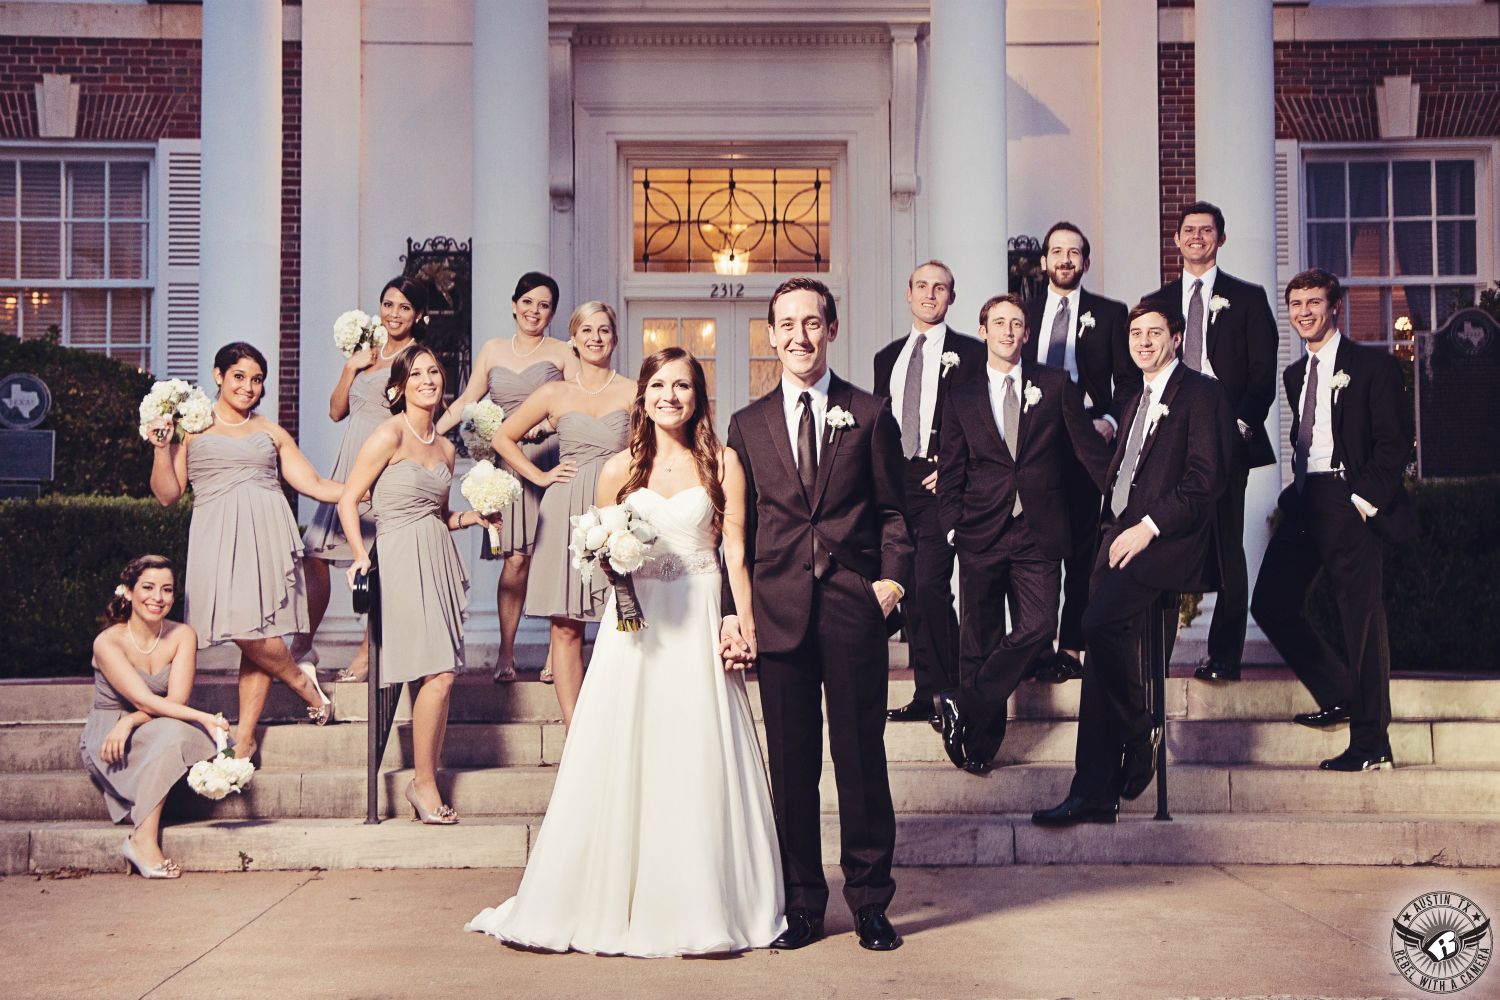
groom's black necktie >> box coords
[796,391,817,499]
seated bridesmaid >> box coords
[80,555,230,879]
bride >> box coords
[466,347,785,957]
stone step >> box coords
[6,760,1497,822]
[4,811,1495,875]
[10,716,1498,773]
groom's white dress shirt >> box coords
[781,367,832,465]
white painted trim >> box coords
[1161,2,1499,43]
[0,2,301,40]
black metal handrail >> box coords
[1145,590,1179,821]
[352,552,402,824]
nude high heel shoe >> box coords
[405,782,458,825]
[297,660,334,725]
[122,837,181,879]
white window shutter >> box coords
[152,138,201,381]
[1274,138,1301,489]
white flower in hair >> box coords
[1023,382,1042,411]
[940,351,960,377]
[114,585,129,598]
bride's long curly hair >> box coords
[617,347,725,535]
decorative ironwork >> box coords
[1008,235,1046,310]
[401,236,472,452]
[633,167,831,274]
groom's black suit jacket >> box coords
[726,372,914,656]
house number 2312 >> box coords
[709,283,745,299]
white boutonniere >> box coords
[825,405,855,441]
[1078,312,1095,333]
[1022,382,1042,412]
[1329,369,1350,402]
[1147,404,1170,433]
[939,351,960,377]
[1209,295,1231,323]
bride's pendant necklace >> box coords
[402,411,437,445]
[659,446,689,474]
[512,332,545,358]
[127,618,164,656]
[576,370,616,396]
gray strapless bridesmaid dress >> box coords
[482,361,562,558]
[185,432,310,648]
[525,410,630,621]
[372,460,470,684]
[303,366,386,564]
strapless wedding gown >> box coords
[466,485,785,957]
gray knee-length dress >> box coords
[481,361,562,559]
[373,460,470,684]
[302,367,386,564]
[186,432,310,648]
[79,664,217,826]
[525,410,630,622]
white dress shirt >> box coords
[1128,358,1180,538]
[888,322,947,459]
[985,365,1022,447]
[1037,288,1081,382]
[1297,331,1378,517]
[781,367,832,464]
[1180,265,1220,380]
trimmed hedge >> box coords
[0,331,157,496]
[0,494,191,677]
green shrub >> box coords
[0,494,191,677]
[0,331,157,497]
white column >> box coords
[1098,0,1161,302]
[473,1,550,324]
[199,0,282,412]
[926,0,1007,297]
[1195,0,1280,590]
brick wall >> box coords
[280,39,300,435]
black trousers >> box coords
[956,517,1059,764]
[1251,477,1392,755]
[1206,462,1251,665]
[1058,455,1102,652]
[900,457,960,705]
[759,565,897,917]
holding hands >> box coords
[718,614,757,672]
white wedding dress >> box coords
[466,486,785,957]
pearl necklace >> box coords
[378,338,409,361]
[127,618,164,655]
[402,411,437,445]
[575,370,617,396]
[215,405,251,427]
[512,333,546,358]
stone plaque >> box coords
[0,428,56,482]
[0,372,52,429]
[1416,307,1500,479]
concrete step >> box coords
[5,811,1496,875]
[6,760,1498,822]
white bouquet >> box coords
[332,309,388,358]
[569,504,657,631]
[459,400,506,461]
[460,460,523,549]
[138,379,214,443]
[187,719,254,801]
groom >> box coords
[721,277,913,952]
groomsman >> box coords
[1025,222,1135,680]
[1252,268,1416,771]
[1147,201,1277,682]
[1033,302,1234,826]
[935,294,1112,773]
[874,261,986,726]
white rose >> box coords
[585,525,611,551]
[607,530,648,574]
[575,509,601,533]
[598,505,629,533]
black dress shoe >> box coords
[935,690,966,769]
[1031,795,1118,827]
[853,905,902,951]
[1294,706,1351,729]
[962,759,992,776]
[1193,659,1241,681]
[1119,726,1162,801]
[1319,747,1394,772]
[887,699,938,725]
[769,909,824,950]
[1039,650,1084,683]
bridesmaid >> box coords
[82,555,231,878]
[438,272,576,682]
[150,342,344,761]
[300,275,428,682]
[340,345,495,824]
[493,301,633,728]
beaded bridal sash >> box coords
[635,549,720,581]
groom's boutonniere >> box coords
[1023,382,1042,412]
[1147,404,1170,433]
[1209,295,1231,324]
[825,405,855,441]
[1078,312,1095,334]
[1330,369,1350,403]
[939,351,960,378]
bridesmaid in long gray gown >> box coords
[81,555,230,878]
[340,345,497,824]
[149,342,344,762]
[300,275,428,682]
[437,272,577,682]
[493,301,634,728]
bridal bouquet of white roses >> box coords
[460,460,523,549]
[332,309,388,358]
[459,400,506,461]
[138,379,214,443]
[570,504,657,631]
[187,717,255,801]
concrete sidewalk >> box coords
[4,864,1495,999]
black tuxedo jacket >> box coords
[1103,364,1235,592]
[1281,337,1418,542]
[726,372,915,654]
[1147,269,1278,469]
[1024,287,1137,423]
[936,363,1112,559]
[873,327,987,458]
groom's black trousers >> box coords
[758,563,897,917]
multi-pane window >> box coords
[0,156,153,370]
[1305,153,1485,359]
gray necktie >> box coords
[1002,375,1023,516]
[1110,383,1152,517]
[1294,356,1319,490]
[1183,278,1205,371]
[1045,295,1069,368]
[901,332,926,458]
